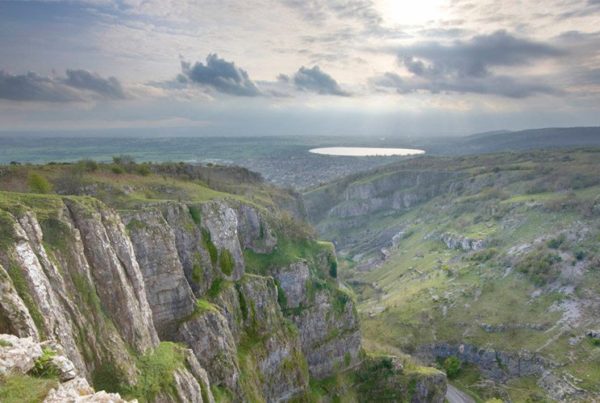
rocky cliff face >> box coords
[0,190,443,402]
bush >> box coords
[547,235,565,249]
[329,257,338,278]
[28,173,52,194]
[30,348,60,379]
[443,356,461,379]
[517,249,562,286]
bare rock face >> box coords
[121,209,196,338]
[200,201,245,281]
[0,263,39,339]
[235,204,277,254]
[177,306,241,394]
[271,260,362,379]
[290,289,362,379]
[65,200,159,352]
[161,203,216,296]
[273,261,310,309]
[10,212,87,375]
[0,334,43,375]
[44,376,133,403]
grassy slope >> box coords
[325,149,600,400]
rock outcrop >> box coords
[0,189,445,402]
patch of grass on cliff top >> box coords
[0,373,58,403]
[244,237,327,274]
[0,191,64,219]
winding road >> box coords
[446,384,476,403]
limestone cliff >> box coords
[0,186,444,402]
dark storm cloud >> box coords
[64,69,125,99]
[373,31,564,98]
[293,66,350,96]
[179,54,261,97]
[0,69,127,102]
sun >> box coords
[378,0,446,26]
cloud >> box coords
[281,0,381,28]
[397,31,563,79]
[373,31,564,98]
[372,72,560,98]
[293,65,350,96]
[0,69,127,102]
[178,54,261,97]
[64,69,125,99]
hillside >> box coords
[427,127,600,155]
[0,160,446,402]
[303,149,600,401]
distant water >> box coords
[309,147,425,156]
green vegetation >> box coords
[309,149,600,400]
[5,264,46,339]
[442,356,461,379]
[207,278,225,299]
[129,342,186,402]
[30,348,60,379]
[0,339,12,347]
[0,211,15,250]
[219,249,235,276]
[93,342,187,402]
[0,374,58,403]
[202,229,218,266]
[27,172,52,194]
[188,205,201,225]
[191,263,203,284]
[516,248,562,286]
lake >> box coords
[309,147,426,156]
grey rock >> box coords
[0,262,39,339]
[0,334,43,375]
[121,209,196,338]
[66,200,159,353]
[200,201,244,280]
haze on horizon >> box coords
[0,0,599,137]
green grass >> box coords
[244,237,329,275]
[5,264,46,339]
[93,342,187,402]
[219,249,235,276]
[0,374,58,403]
[0,339,12,347]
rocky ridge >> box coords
[0,189,446,402]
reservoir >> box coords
[309,147,425,157]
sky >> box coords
[0,0,599,137]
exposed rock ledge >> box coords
[0,334,132,402]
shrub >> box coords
[517,248,562,286]
[77,159,98,172]
[30,348,60,379]
[574,249,586,261]
[547,235,565,249]
[329,257,338,278]
[442,356,461,379]
[111,165,124,174]
[28,173,52,194]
